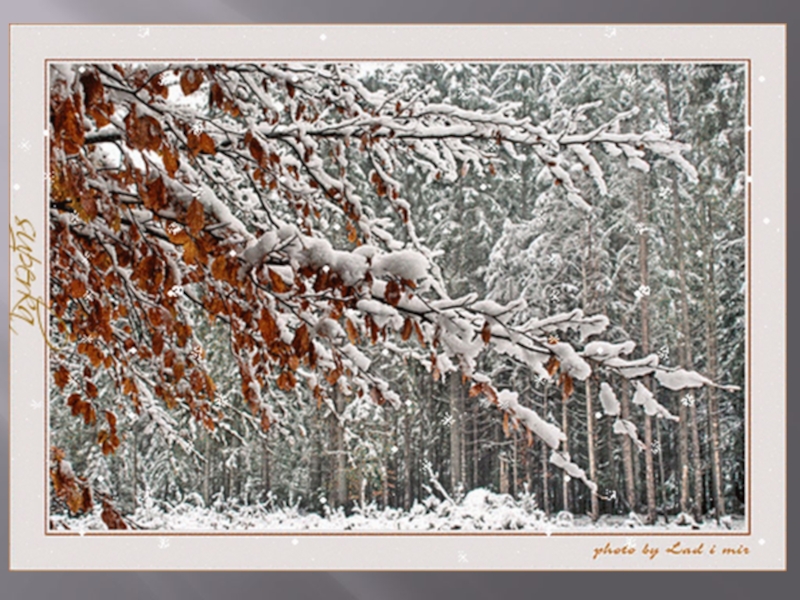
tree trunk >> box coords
[449,372,463,494]
[261,435,270,502]
[582,217,599,521]
[656,418,668,516]
[334,386,348,509]
[541,384,551,516]
[512,430,519,498]
[131,428,138,513]
[403,408,413,511]
[309,410,322,504]
[619,378,637,513]
[634,154,657,525]
[585,380,599,521]
[702,193,726,521]
[499,453,509,495]
[472,402,480,489]
[662,64,704,521]
[203,429,211,507]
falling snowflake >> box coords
[228,249,238,258]
[13,183,20,191]
[158,537,170,549]
[190,121,205,135]
[625,537,637,549]
[128,347,138,355]
[138,26,150,38]
[19,139,31,152]
[604,26,617,38]
[457,551,468,563]
[441,414,455,427]
[167,285,184,298]
[30,399,43,410]
[681,394,696,407]
[695,250,704,258]
[651,440,661,455]
[292,538,299,546]
[319,33,327,41]
[634,285,651,300]
[595,411,603,419]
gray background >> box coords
[1,0,794,597]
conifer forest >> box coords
[48,61,746,531]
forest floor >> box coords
[51,488,746,533]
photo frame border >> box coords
[9,23,786,571]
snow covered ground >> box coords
[51,488,745,533]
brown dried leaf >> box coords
[400,318,413,341]
[277,370,297,392]
[179,68,204,96]
[187,131,216,156]
[345,318,360,344]
[481,321,492,345]
[292,323,311,357]
[259,308,278,344]
[185,198,205,235]
[54,366,70,389]
[268,269,291,293]
[385,280,401,307]
[545,356,560,376]
[560,372,574,399]
[101,499,128,530]
[161,144,180,177]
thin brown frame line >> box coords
[6,22,11,572]
[745,57,753,537]
[43,60,49,540]
[46,58,751,64]
[45,529,752,537]
[37,57,753,538]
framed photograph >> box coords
[8,24,785,570]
